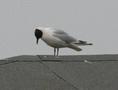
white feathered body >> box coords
[41,28,68,48]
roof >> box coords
[0,54,118,90]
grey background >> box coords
[0,0,118,59]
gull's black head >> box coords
[35,29,43,44]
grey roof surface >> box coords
[0,54,118,90]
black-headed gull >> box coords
[35,26,93,56]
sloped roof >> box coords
[0,54,118,90]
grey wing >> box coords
[53,30,77,44]
[54,29,68,34]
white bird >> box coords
[35,26,93,56]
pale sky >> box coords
[0,0,118,59]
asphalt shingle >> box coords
[0,55,118,90]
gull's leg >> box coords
[54,48,56,56]
[57,48,59,56]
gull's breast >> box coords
[41,32,68,48]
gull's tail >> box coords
[68,40,92,51]
[68,44,82,51]
[74,40,93,46]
